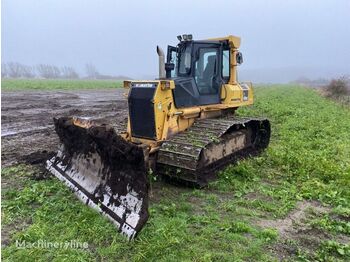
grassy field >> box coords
[2,85,350,261]
[1,79,123,90]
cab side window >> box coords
[222,49,230,81]
[170,50,178,77]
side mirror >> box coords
[165,62,175,71]
[165,62,175,78]
[236,52,243,65]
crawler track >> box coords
[157,117,271,187]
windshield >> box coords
[178,44,192,75]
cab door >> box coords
[192,43,222,105]
[170,42,226,108]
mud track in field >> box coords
[1,89,128,167]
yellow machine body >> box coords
[122,35,253,150]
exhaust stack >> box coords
[156,46,166,79]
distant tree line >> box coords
[1,62,113,79]
[291,75,350,89]
[291,77,332,88]
[325,76,350,97]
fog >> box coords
[2,0,350,82]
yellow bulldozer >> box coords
[46,34,270,239]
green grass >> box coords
[2,85,350,261]
[1,79,123,90]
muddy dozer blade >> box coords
[46,117,149,240]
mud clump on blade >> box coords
[53,117,149,236]
[87,125,147,197]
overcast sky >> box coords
[2,0,350,81]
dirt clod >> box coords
[22,150,55,165]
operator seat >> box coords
[202,55,217,94]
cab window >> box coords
[169,50,178,77]
[194,48,219,94]
[178,45,192,75]
[222,49,230,80]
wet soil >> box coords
[1,89,128,167]
[257,200,350,260]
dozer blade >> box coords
[46,117,149,240]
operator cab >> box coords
[165,34,241,108]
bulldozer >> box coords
[46,35,270,240]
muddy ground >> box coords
[1,89,128,167]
